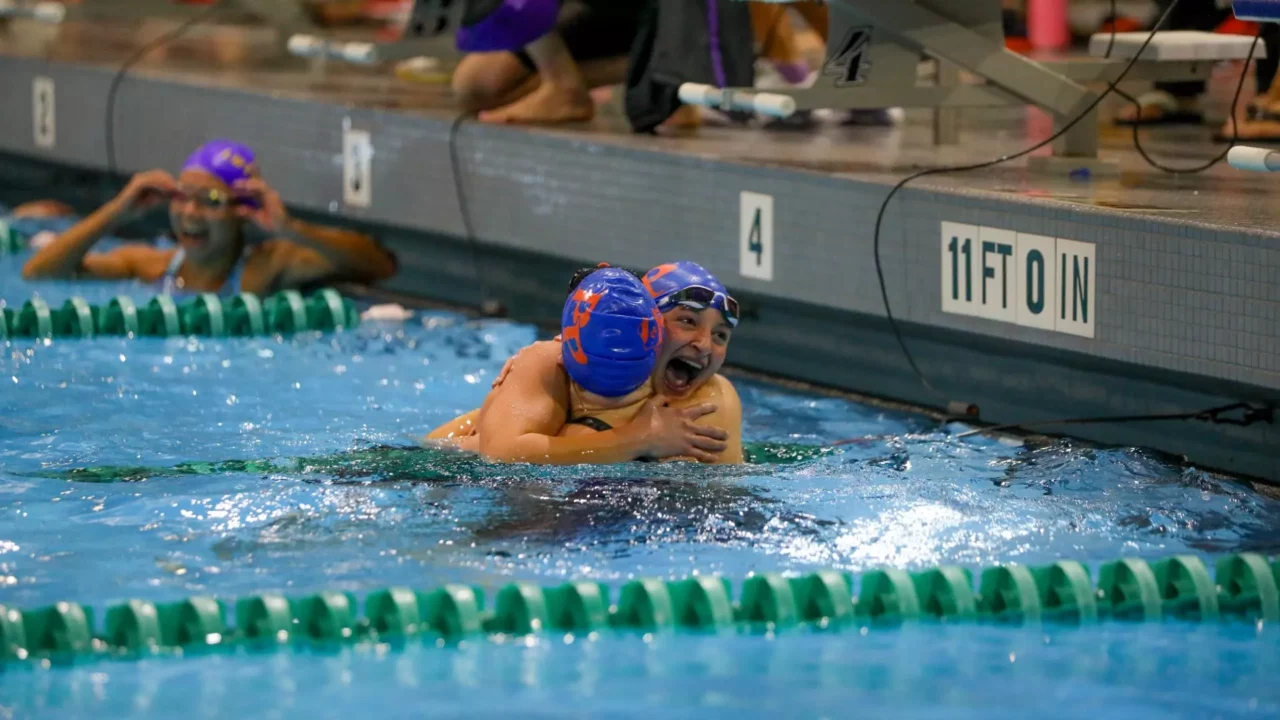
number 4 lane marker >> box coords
[740,191,773,281]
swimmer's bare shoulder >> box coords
[666,374,744,464]
[422,340,564,447]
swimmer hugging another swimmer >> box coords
[428,261,743,465]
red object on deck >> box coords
[1005,37,1034,54]
[1216,17,1261,36]
[1098,18,1144,35]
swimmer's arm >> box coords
[267,220,397,288]
[21,198,135,279]
[425,409,481,442]
[708,376,745,464]
[476,346,651,465]
[666,374,744,465]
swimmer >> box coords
[22,139,397,295]
[429,260,743,465]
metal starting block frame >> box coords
[702,0,1265,163]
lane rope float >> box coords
[0,289,359,340]
[1,553,1275,666]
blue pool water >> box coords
[1,250,1279,719]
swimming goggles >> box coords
[171,187,232,211]
[656,286,740,328]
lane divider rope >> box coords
[2,553,1275,665]
[0,289,359,341]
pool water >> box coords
[1,249,1279,719]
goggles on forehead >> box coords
[656,286,740,328]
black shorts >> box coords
[513,0,646,72]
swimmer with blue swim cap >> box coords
[23,139,396,295]
[560,267,664,400]
[427,260,744,465]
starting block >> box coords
[684,0,1265,165]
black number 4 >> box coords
[747,208,764,266]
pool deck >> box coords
[0,20,1277,483]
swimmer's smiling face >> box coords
[652,305,732,398]
[169,169,240,261]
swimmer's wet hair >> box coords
[567,264,645,298]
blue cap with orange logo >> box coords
[562,268,663,397]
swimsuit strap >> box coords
[566,416,614,432]
[159,247,247,296]
[160,247,186,295]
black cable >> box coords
[870,0,1185,397]
[952,402,1273,440]
[104,4,223,179]
[1117,26,1262,174]
[447,112,499,314]
[1104,0,1118,59]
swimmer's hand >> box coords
[112,170,178,221]
[624,397,728,463]
[493,340,562,388]
[232,178,290,235]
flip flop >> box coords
[1114,90,1204,127]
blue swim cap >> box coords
[562,268,663,397]
[642,261,739,327]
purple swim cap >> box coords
[181,140,258,188]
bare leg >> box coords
[451,52,538,113]
[479,32,596,124]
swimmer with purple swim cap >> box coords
[23,139,396,295]
[427,260,744,465]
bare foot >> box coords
[478,82,595,125]
[1226,118,1280,140]
[1221,100,1280,140]
[660,105,702,131]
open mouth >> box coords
[663,356,705,395]
[177,230,209,247]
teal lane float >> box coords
[1,554,1275,665]
[0,289,359,340]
